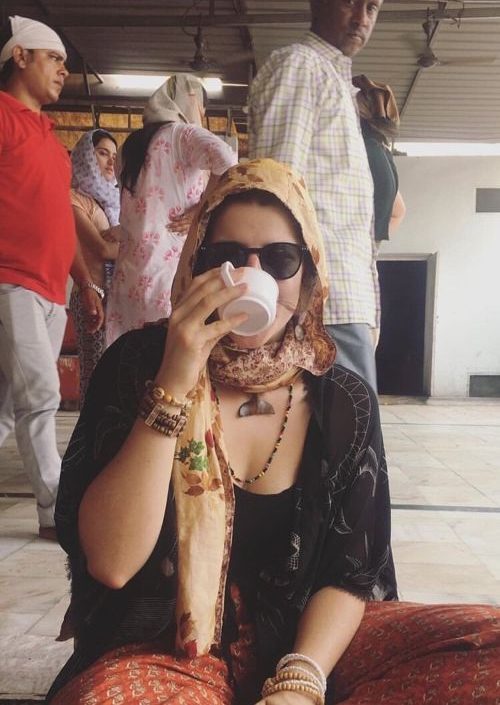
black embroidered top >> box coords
[47,325,397,702]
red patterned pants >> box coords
[50,601,500,705]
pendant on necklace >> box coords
[237,393,275,417]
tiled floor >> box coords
[0,402,499,698]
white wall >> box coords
[380,156,500,398]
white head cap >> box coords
[0,15,67,69]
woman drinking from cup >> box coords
[48,159,499,705]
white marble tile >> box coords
[456,471,500,500]
[0,535,33,561]
[418,484,495,507]
[392,540,482,566]
[428,450,494,472]
[0,611,44,636]
[395,562,499,598]
[0,633,73,698]
[399,427,489,451]
[382,430,419,450]
[0,498,17,512]
[399,590,499,606]
[0,576,67,613]
[485,490,500,506]
[0,517,38,538]
[28,595,70,638]
[450,517,500,555]
[477,555,500,580]
[0,475,33,493]
[398,466,464,487]
[379,408,403,424]
[0,545,67,578]
[0,500,38,520]
[389,484,428,504]
[386,450,447,469]
[391,515,458,543]
[420,484,496,507]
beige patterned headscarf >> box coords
[169,159,335,657]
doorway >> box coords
[376,258,435,396]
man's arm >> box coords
[248,52,318,177]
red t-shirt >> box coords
[0,91,76,304]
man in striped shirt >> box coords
[249,0,383,391]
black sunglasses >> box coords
[196,242,308,280]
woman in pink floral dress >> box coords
[106,74,237,346]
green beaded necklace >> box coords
[214,383,294,486]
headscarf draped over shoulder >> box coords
[168,160,335,660]
[71,129,120,227]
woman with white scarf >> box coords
[105,73,237,347]
[69,128,120,400]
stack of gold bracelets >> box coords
[138,380,192,437]
[262,653,327,705]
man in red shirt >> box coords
[0,16,104,540]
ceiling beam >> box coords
[232,0,257,72]
[52,95,247,111]
[32,0,103,83]
[400,2,447,122]
[36,7,500,28]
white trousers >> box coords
[0,284,66,527]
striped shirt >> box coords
[249,32,378,327]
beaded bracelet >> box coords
[145,380,192,410]
[139,382,191,438]
[138,404,188,437]
[277,653,327,693]
[275,667,325,695]
[262,679,324,705]
[263,676,322,694]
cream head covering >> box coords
[142,73,205,126]
[0,15,66,69]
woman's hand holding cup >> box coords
[155,268,248,398]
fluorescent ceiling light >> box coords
[202,77,223,96]
[107,74,165,91]
[102,74,224,96]
[396,142,500,157]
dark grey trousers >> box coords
[325,323,378,393]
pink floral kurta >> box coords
[106,122,236,346]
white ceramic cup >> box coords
[219,261,279,336]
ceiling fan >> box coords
[412,11,497,69]
[171,24,254,75]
